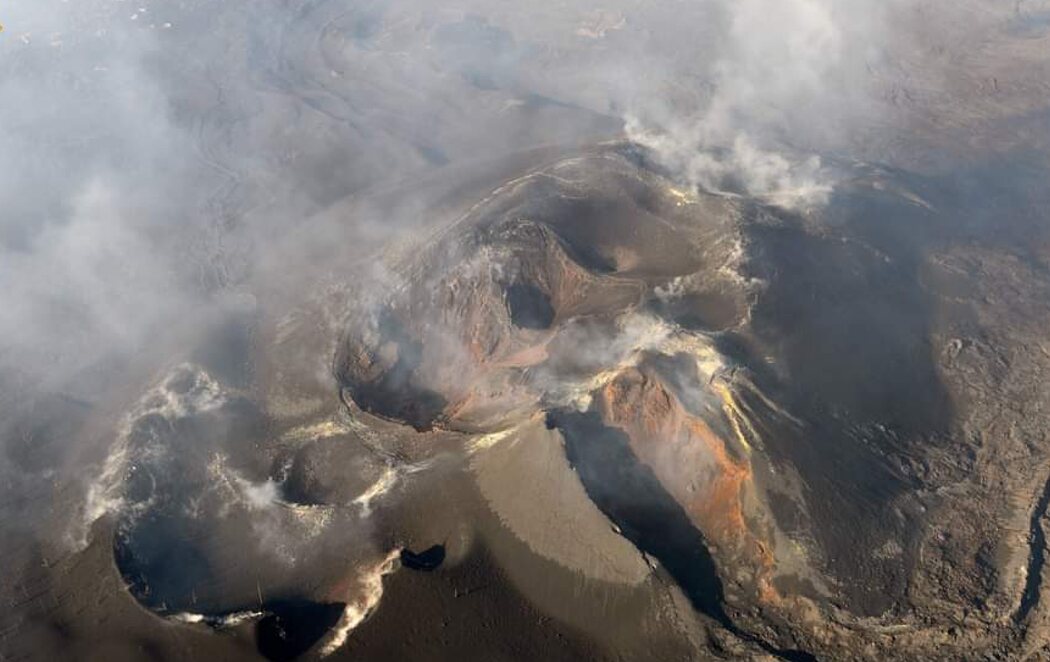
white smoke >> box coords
[626,0,890,209]
[72,363,226,550]
[319,548,402,657]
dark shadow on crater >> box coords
[113,515,214,615]
[548,409,729,622]
[400,544,446,572]
[256,599,346,662]
[338,311,447,431]
[110,390,277,617]
[505,282,555,329]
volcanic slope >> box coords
[337,143,1050,659]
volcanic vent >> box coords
[334,145,809,640]
[337,146,750,428]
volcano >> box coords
[321,143,1046,658]
[6,3,1050,660]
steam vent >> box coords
[6,1,1050,661]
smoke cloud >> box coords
[0,4,201,382]
[0,0,904,390]
[0,0,939,580]
[623,0,892,208]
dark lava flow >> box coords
[730,187,957,616]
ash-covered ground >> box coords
[3,1,1050,661]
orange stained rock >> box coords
[598,369,750,535]
[491,340,551,368]
[597,367,780,599]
